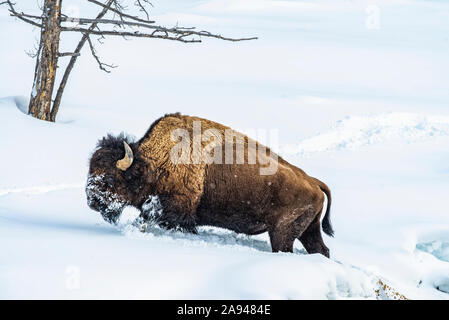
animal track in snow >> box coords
[0,183,83,197]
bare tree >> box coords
[1,0,257,122]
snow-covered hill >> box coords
[1,0,449,299]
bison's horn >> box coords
[116,141,134,171]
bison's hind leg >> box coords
[298,216,330,258]
[268,207,316,253]
[268,207,330,257]
[268,226,296,253]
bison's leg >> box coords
[157,194,199,234]
[298,216,330,258]
[269,207,323,254]
[268,225,296,253]
[268,209,306,253]
[268,205,316,253]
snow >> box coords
[1,0,449,299]
[417,241,449,263]
[282,112,449,156]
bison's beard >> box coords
[99,209,122,225]
[86,174,127,225]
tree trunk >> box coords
[28,0,62,122]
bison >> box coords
[86,113,333,257]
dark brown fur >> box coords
[86,113,333,257]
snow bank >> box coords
[282,112,449,156]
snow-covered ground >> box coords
[1,0,449,299]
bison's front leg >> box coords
[130,210,151,233]
[156,193,199,234]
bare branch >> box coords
[61,24,257,42]
[58,52,81,57]
[135,0,153,21]
[61,16,252,40]
[58,14,257,42]
[4,1,43,28]
[8,9,42,20]
[88,0,155,24]
[62,26,203,43]
[25,49,38,58]
[86,35,116,72]
[25,38,41,58]
[61,16,153,30]
[194,30,258,42]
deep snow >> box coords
[1,0,449,299]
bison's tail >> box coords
[312,177,334,237]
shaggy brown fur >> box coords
[86,113,333,257]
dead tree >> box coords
[1,0,257,122]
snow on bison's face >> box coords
[86,134,135,224]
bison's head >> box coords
[86,134,137,224]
